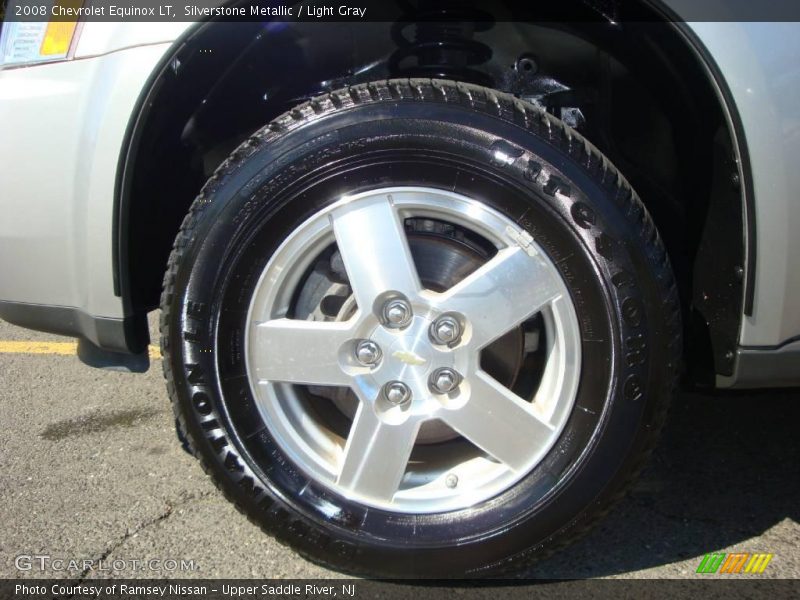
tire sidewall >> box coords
[166,101,671,576]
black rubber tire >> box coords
[160,78,681,578]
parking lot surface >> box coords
[1,316,797,580]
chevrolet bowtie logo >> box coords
[392,350,427,366]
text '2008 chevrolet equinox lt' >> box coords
[1,0,799,578]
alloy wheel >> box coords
[245,187,581,513]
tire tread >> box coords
[160,78,681,576]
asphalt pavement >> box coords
[1,315,797,580]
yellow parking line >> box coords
[0,340,162,359]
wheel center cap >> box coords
[367,314,454,399]
[383,327,434,382]
[391,348,428,367]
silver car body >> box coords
[1,13,799,386]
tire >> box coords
[160,78,680,577]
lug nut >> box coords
[430,315,462,345]
[430,368,461,394]
[383,298,412,327]
[383,381,412,405]
[355,340,381,366]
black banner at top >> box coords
[3,0,800,23]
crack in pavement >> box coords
[70,490,215,587]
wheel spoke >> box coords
[337,404,420,502]
[438,247,563,348]
[442,372,554,472]
[251,319,353,386]
[331,195,421,310]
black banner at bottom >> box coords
[3,579,799,600]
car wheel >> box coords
[161,78,681,577]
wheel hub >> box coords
[350,313,464,422]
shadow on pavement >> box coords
[524,389,800,578]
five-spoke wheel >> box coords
[163,79,678,577]
[246,188,581,513]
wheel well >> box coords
[118,4,746,383]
